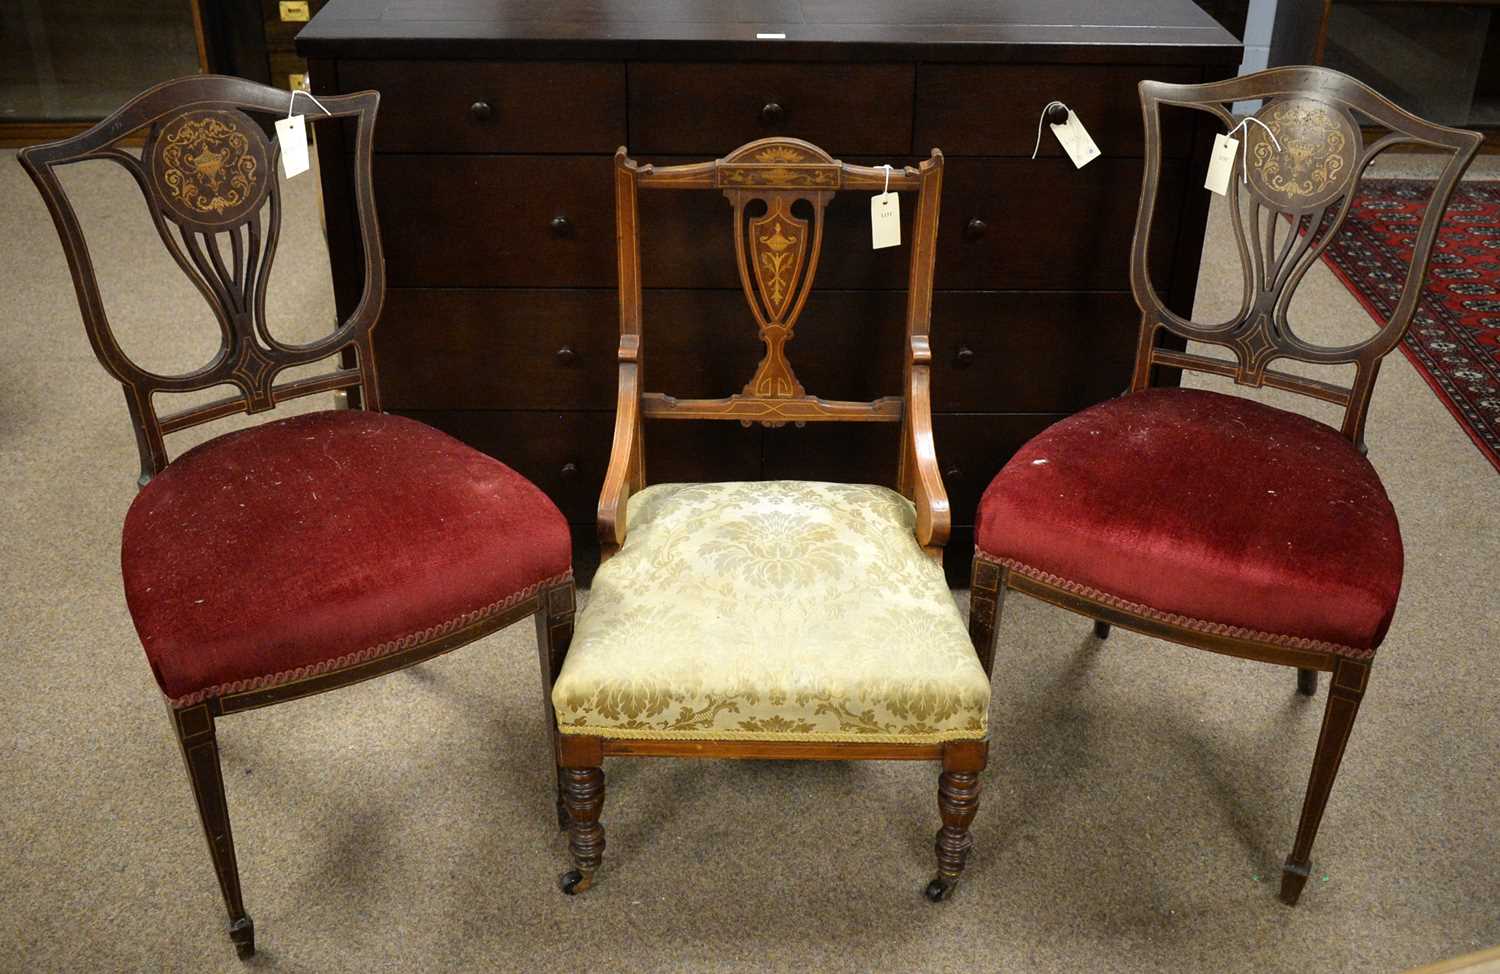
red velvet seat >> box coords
[975,388,1403,655]
[123,410,572,706]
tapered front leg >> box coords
[170,703,254,958]
[968,556,1007,678]
[926,740,987,902]
[1281,657,1369,905]
[535,582,577,830]
[560,765,606,895]
[1093,621,1112,640]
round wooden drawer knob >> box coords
[550,215,572,236]
[469,100,493,121]
[759,101,786,126]
[964,217,987,241]
[555,345,577,366]
[1044,102,1069,127]
[955,345,975,368]
[559,462,579,480]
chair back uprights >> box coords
[19,75,385,485]
[1129,65,1481,449]
[601,138,950,554]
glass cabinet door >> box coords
[1,0,203,124]
[1320,1,1497,130]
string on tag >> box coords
[1031,101,1068,160]
[287,89,332,119]
[870,164,900,249]
[1225,116,1281,183]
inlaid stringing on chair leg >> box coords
[1281,656,1369,906]
[536,583,577,831]
[968,557,1006,679]
[560,766,606,895]
[170,703,255,958]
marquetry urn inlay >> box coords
[1245,97,1359,211]
[148,109,272,227]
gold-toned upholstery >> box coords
[552,481,990,744]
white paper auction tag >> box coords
[276,115,309,178]
[871,191,900,249]
[1051,110,1100,169]
[1204,133,1239,195]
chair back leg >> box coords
[1296,668,1320,696]
[1281,656,1369,905]
[169,703,254,958]
[535,581,578,830]
[926,739,988,901]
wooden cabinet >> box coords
[299,0,1240,583]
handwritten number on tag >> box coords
[871,191,900,249]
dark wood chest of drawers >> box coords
[298,0,1240,582]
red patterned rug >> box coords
[1320,179,1500,473]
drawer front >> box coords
[937,157,1184,290]
[916,64,1200,158]
[629,62,915,155]
[381,156,1174,291]
[375,288,1140,414]
[376,288,769,410]
[929,291,1139,413]
[375,156,615,287]
[341,60,626,153]
[396,410,762,522]
[376,289,619,410]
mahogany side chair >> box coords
[18,76,576,957]
[968,66,1481,906]
[546,139,991,900]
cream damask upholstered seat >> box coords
[552,481,990,744]
[548,142,989,902]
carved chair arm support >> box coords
[597,342,644,553]
[905,338,950,553]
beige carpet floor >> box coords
[1,146,1497,974]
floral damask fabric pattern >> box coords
[552,481,991,743]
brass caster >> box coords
[924,878,955,903]
[560,869,593,895]
[229,914,255,959]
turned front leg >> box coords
[561,765,606,894]
[926,740,987,901]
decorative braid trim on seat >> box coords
[558,725,987,746]
[981,553,1377,662]
[168,570,574,708]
